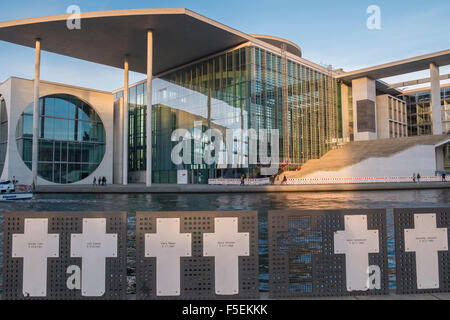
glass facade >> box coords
[0,98,7,176]
[252,47,339,164]
[403,86,450,136]
[128,83,148,172]
[16,94,106,184]
[116,44,340,184]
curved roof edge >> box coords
[250,34,302,57]
[0,8,188,28]
[0,8,334,76]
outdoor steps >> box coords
[283,134,450,179]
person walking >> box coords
[103,177,107,186]
[442,172,447,182]
[417,173,421,183]
[93,177,97,187]
[412,173,416,183]
[98,177,101,186]
[240,174,245,186]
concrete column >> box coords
[430,62,442,135]
[31,39,41,187]
[123,56,129,185]
[351,77,377,141]
[146,31,153,187]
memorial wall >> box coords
[1,208,449,299]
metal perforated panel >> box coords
[136,211,259,300]
[3,212,127,300]
[395,208,450,294]
[269,209,389,298]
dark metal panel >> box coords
[269,209,389,298]
[136,211,259,300]
[357,99,376,133]
[395,207,450,294]
[2,211,127,300]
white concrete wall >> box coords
[352,77,378,141]
[1,77,114,185]
[0,79,12,180]
[302,145,438,179]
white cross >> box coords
[334,215,379,291]
[405,213,448,289]
[203,217,250,295]
[71,218,117,297]
[145,218,192,296]
[12,219,59,297]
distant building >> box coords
[400,84,450,136]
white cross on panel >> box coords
[71,218,118,297]
[334,215,379,292]
[145,218,192,296]
[405,214,448,289]
[203,217,250,295]
[12,219,59,297]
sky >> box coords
[0,0,449,92]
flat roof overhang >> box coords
[337,49,450,82]
[0,8,259,75]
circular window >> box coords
[16,94,106,184]
[0,98,8,177]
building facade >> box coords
[401,85,450,172]
[0,77,113,185]
[401,85,450,136]
[0,9,448,185]
[114,44,341,184]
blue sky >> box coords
[0,0,449,91]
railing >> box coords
[3,208,450,299]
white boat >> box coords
[0,181,33,201]
[0,192,33,201]
[0,180,15,192]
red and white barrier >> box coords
[209,178,271,185]
[285,176,444,185]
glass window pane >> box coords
[38,163,53,182]
[39,140,53,162]
[43,117,54,140]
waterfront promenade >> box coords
[35,182,450,194]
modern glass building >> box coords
[114,45,341,184]
[0,9,448,185]
[15,94,106,184]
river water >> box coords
[0,189,449,293]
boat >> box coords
[0,181,33,201]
